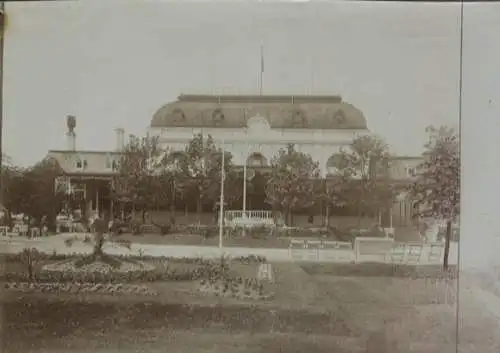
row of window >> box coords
[69,153,418,177]
[73,156,120,171]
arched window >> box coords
[74,155,87,170]
[75,157,83,169]
[406,166,417,178]
[246,153,268,167]
[326,153,344,175]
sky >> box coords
[4,0,465,166]
[4,1,500,267]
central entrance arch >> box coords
[246,152,268,168]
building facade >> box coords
[47,94,423,227]
[388,156,424,227]
[148,94,370,176]
[47,123,125,218]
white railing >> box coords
[224,210,274,227]
[287,237,452,264]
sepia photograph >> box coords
[0,1,495,352]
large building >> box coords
[148,94,369,176]
[47,94,423,227]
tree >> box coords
[411,126,460,270]
[113,134,172,223]
[334,135,395,226]
[320,176,348,227]
[5,157,65,229]
[20,247,42,282]
[64,214,131,267]
[265,144,320,226]
[2,157,22,226]
[170,133,233,222]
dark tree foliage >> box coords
[265,144,320,225]
[166,133,233,220]
[411,126,460,270]
[4,157,65,228]
[334,135,396,224]
[113,134,172,222]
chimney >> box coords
[66,131,76,151]
[66,115,77,151]
[115,128,125,152]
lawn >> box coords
[2,254,495,353]
[107,223,423,249]
[116,232,293,248]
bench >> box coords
[427,242,444,262]
[389,242,426,264]
[390,242,407,263]
[318,240,353,262]
[354,237,395,263]
[405,242,424,263]
[288,239,321,261]
[289,239,353,262]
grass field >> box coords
[3,254,496,353]
[111,225,422,249]
[116,233,293,248]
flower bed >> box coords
[42,258,156,274]
[197,276,274,301]
[1,253,267,265]
[230,254,267,264]
[4,282,158,296]
[222,225,353,240]
[3,262,224,283]
[1,253,265,284]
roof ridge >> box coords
[177,94,342,103]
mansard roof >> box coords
[150,94,368,130]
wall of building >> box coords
[47,150,121,175]
[47,123,425,230]
[148,122,370,176]
[388,157,424,227]
[389,157,423,181]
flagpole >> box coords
[259,41,264,95]
[243,131,248,219]
[218,140,225,249]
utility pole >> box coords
[218,140,225,250]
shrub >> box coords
[130,220,142,235]
[197,274,273,300]
[19,248,42,282]
[327,226,355,243]
[160,224,171,236]
[264,226,330,239]
[247,226,272,239]
[184,224,219,238]
[232,255,267,264]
